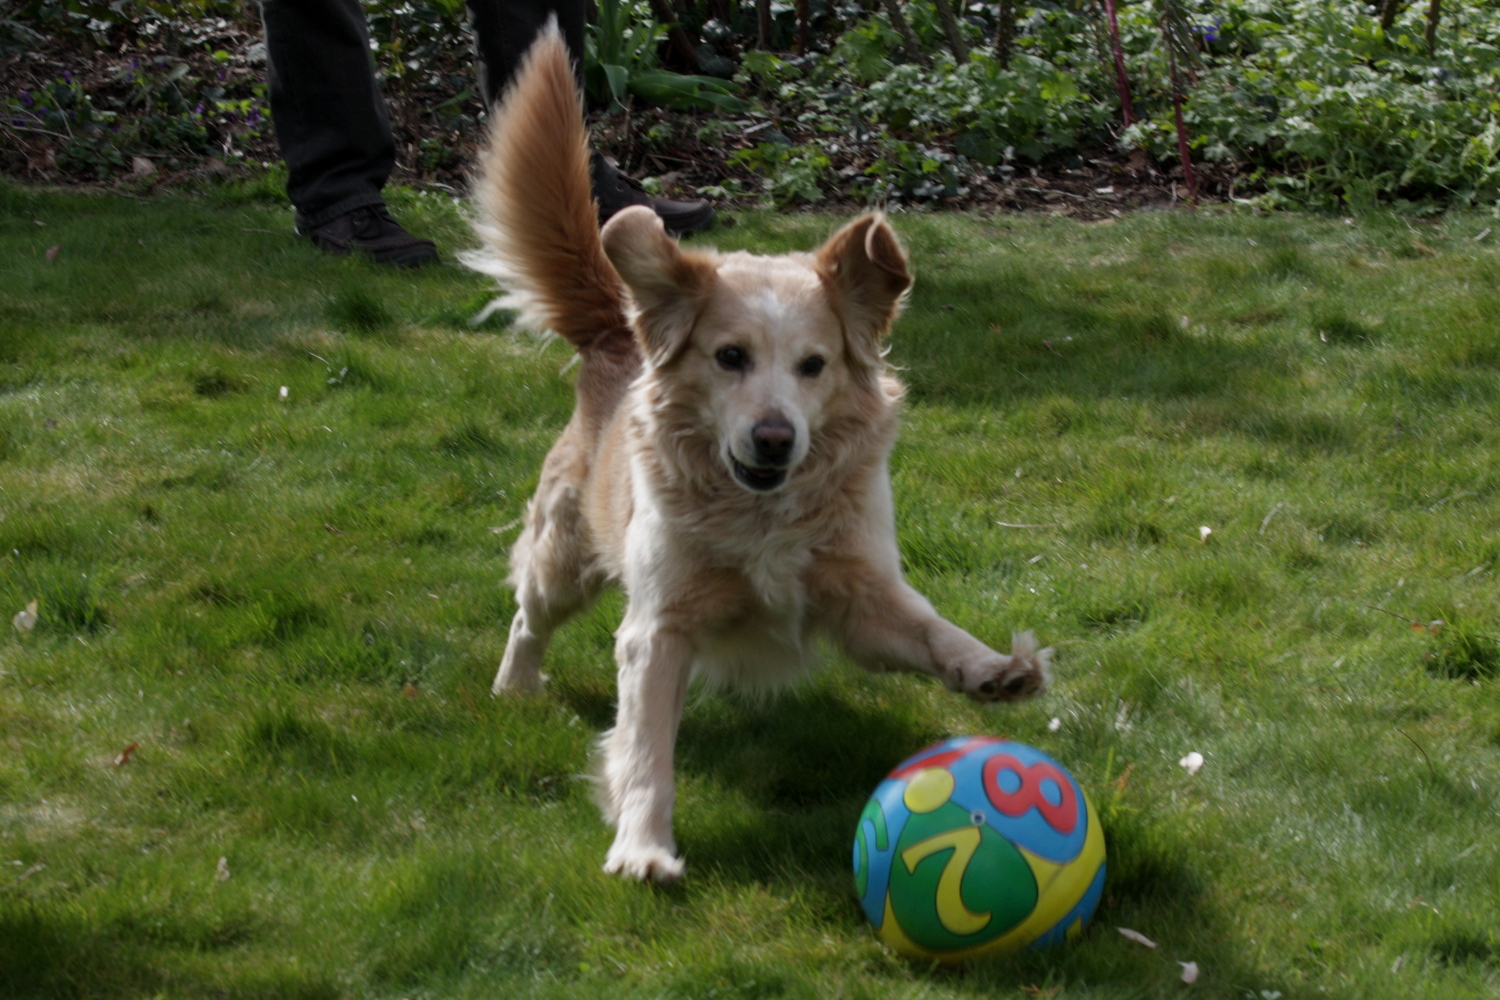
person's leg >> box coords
[466,0,715,235]
[260,0,437,264]
[261,0,392,226]
[467,0,585,106]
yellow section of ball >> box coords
[877,791,1107,964]
[902,767,955,813]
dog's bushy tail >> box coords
[466,24,630,351]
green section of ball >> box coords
[888,800,1038,952]
[854,798,890,899]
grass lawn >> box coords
[3,181,1500,999]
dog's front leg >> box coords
[824,572,1052,703]
[597,615,693,882]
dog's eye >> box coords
[799,355,826,378]
[715,346,749,371]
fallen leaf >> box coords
[111,742,140,768]
[1117,927,1157,948]
[1179,961,1199,984]
[1020,986,1061,999]
[1179,751,1205,775]
[45,244,60,262]
[130,155,156,178]
[216,857,231,882]
[12,599,38,633]
[403,684,420,699]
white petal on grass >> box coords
[1047,717,1062,732]
[1179,961,1199,984]
[1198,525,1213,543]
[1116,927,1157,948]
[13,599,38,633]
[279,385,289,400]
[216,857,231,882]
[1180,751,1205,775]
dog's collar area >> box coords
[732,457,788,492]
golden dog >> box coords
[467,26,1052,882]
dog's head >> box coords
[601,207,911,493]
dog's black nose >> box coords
[751,420,796,466]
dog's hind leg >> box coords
[493,478,594,694]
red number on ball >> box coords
[981,754,1078,835]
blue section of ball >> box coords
[948,741,1088,863]
[855,778,909,928]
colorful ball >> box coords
[852,737,1106,962]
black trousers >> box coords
[260,0,585,227]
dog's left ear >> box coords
[602,206,717,366]
[815,214,912,370]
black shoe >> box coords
[297,205,439,267]
[591,153,715,236]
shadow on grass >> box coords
[892,262,1324,437]
[634,683,1300,997]
[0,904,340,1000]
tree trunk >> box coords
[756,0,771,49]
[1101,0,1133,128]
[645,0,702,69]
[1167,43,1197,205]
[796,0,810,54]
[880,0,931,67]
[1425,0,1442,54]
[1378,0,1404,33]
[995,0,1016,68]
[931,0,970,63]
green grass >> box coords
[3,181,1500,999]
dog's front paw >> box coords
[952,631,1053,703]
[603,840,685,883]
[491,667,548,696]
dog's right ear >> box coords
[601,206,717,366]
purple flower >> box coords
[63,71,72,83]
[194,103,204,114]
[1199,18,1222,43]
[21,91,31,106]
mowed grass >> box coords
[3,180,1500,1000]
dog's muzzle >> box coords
[731,419,796,492]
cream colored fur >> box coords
[469,25,1054,883]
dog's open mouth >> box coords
[731,458,788,492]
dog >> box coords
[466,25,1053,882]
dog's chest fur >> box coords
[692,528,819,692]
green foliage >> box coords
[729,139,831,206]
[1124,0,1500,210]
[724,0,1500,211]
[585,0,749,112]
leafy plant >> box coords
[585,0,749,112]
